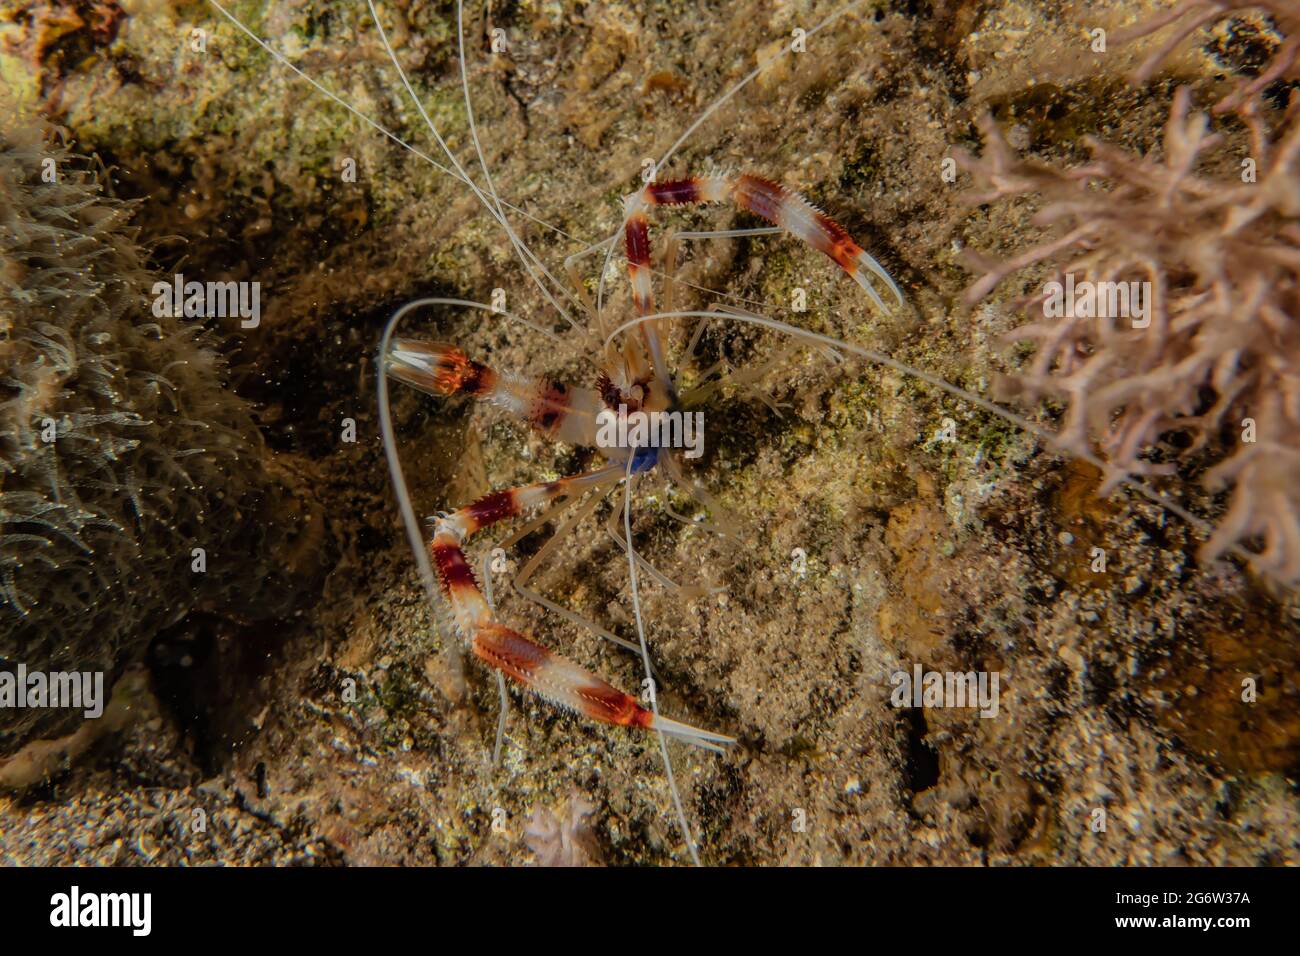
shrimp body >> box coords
[385,171,902,749]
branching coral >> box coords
[0,120,325,759]
[957,87,1300,586]
[1119,1,1300,156]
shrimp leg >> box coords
[428,467,735,751]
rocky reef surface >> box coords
[0,0,1295,865]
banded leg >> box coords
[387,339,604,447]
[430,467,734,749]
[623,173,905,328]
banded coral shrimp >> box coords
[193,0,1298,864]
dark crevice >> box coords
[901,707,940,796]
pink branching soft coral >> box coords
[957,88,1300,586]
[1119,1,1300,155]
[1121,1,1300,96]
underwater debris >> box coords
[523,790,602,866]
